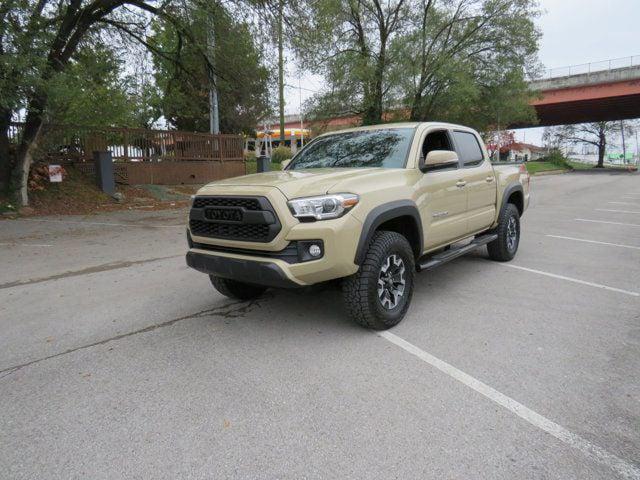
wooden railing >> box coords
[8,123,244,163]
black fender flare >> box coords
[354,200,423,265]
[500,183,524,216]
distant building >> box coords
[505,142,546,162]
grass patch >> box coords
[244,160,282,175]
[565,160,633,170]
[525,161,567,174]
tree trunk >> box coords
[362,53,385,125]
[409,92,423,120]
[596,131,606,168]
[12,106,45,206]
[0,108,12,194]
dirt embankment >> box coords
[2,164,200,217]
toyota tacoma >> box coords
[186,122,530,329]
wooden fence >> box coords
[8,123,245,184]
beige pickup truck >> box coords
[187,122,530,329]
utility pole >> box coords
[207,10,220,135]
[277,0,285,143]
[299,76,304,148]
[621,120,626,164]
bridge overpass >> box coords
[529,62,640,127]
[265,57,640,132]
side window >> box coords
[422,130,455,161]
[452,131,485,167]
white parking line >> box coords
[0,243,53,248]
[609,202,640,206]
[546,235,640,250]
[502,264,639,297]
[596,209,640,214]
[576,219,640,228]
[21,219,184,228]
[379,331,640,480]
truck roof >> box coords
[317,121,476,136]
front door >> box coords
[415,129,469,250]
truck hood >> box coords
[205,168,386,199]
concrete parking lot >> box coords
[1,171,639,479]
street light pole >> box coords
[207,12,220,135]
[277,0,285,144]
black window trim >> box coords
[451,129,487,168]
[418,127,459,172]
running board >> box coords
[417,233,498,272]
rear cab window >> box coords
[452,131,485,167]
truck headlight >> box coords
[287,194,359,220]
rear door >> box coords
[451,130,497,233]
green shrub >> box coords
[537,150,571,169]
[271,146,292,163]
[244,151,256,162]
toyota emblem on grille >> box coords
[205,207,243,222]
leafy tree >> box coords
[296,0,539,130]
[399,0,539,123]
[45,46,135,128]
[294,0,409,125]
[150,3,270,134]
[0,0,220,206]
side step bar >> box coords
[417,233,498,272]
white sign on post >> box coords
[48,165,63,183]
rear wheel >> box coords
[210,276,267,300]
[487,203,520,262]
[342,231,415,330]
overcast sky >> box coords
[285,0,640,146]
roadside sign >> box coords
[48,164,63,182]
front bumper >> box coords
[186,251,300,288]
[187,210,363,287]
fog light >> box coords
[308,244,322,257]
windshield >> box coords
[289,128,414,170]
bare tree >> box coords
[546,122,622,168]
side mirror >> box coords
[281,159,291,170]
[421,150,459,172]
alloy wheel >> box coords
[377,254,406,309]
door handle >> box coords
[486,176,495,183]
[456,180,467,188]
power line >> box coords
[284,83,321,93]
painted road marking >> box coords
[22,218,184,228]
[0,243,53,247]
[546,235,640,251]
[609,202,640,206]
[596,209,640,214]
[502,264,639,297]
[379,331,640,480]
[576,219,640,228]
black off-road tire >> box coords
[210,276,267,300]
[487,203,520,262]
[342,231,415,330]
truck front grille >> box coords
[189,196,281,243]
[192,197,261,210]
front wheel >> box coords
[342,231,415,330]
[210,276,267,300]
[487,203,520,262]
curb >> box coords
[531,169,570,176]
